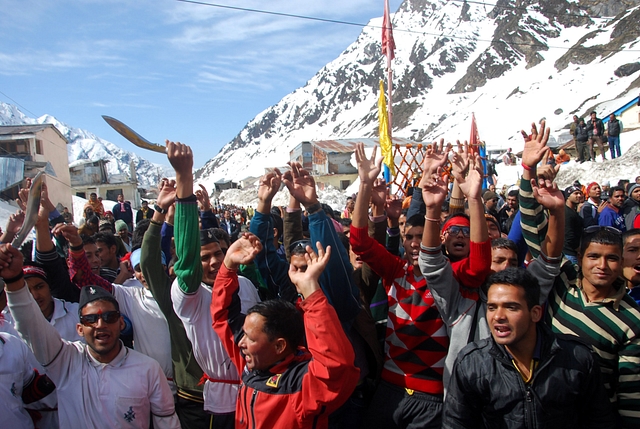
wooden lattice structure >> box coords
[388,143,427,198]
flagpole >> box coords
[383,0,393,184]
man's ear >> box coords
[77,323,84,337]
[274,337,288,355]
[530,304,543,323]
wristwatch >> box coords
[154,204,169,215]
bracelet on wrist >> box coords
[424,216,441,223]
[2,272,24,284]
[69,243,84,252]
[521,163,533,171]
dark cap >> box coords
[483,190,498,201]
[564,185,581,197]
[78,286,119,315]
[200,228,220,246]
[23,266,48,283]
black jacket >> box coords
[587,118,604,138]
[443,324,616,429]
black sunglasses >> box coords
[446,225,471,237]
[80,311,121,327]
[289,239,312,254]
[584,225,622,236]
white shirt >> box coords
[4,298,82,342]
[112,283,175,394]
[7,285,180,429]
[171,276,260,413]
[0,332,40,429]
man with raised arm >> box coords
[140,177,209,429]
[350,143,448,429]
[211,233,359,428]
[518,122,640,428]
[1,244,179,428]
[419,134,564,390]
[167,140,259,428]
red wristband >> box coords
[521,163,533,171]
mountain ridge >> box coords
[194,0,640,191]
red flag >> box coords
[382,0,395,59]
[469,113,479,155]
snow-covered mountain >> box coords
[0,101,171,189]
[195,0,640,190]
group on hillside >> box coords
[1,118,640,429]
[570,111,624,162]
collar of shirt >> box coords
[86,340,129,368]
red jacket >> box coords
[211,264,359,429]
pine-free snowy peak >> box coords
[0,101,170,189]
[195,0,640,190]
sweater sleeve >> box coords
[67,249,113,293]
[35,247,80,303]
[449,240,492,290]
[308,209,361,325]
[518,176,547,259]
[141,221,174,317]
[249,210,297,302]
[350,225,407,286]
[173,197,203,294]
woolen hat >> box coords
[115,219,128,232]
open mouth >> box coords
[95,331,111,344]
[494,325,511,337]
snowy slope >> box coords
[0,102,172,189]
[195,0,640,191]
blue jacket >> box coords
[598,204,626,232]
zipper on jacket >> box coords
[240,386,249,426]
[249,389,258,429]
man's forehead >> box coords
[583,242,621,256]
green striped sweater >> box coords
[519,177,640,427]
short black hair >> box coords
[271,214,283,240]
[610,186,625,195]
[340,218,352,228]
[94,232,117,250]
[405,213,425,229]
[485,267,540,309]
[491,238,517,253]
[212,228,230,247]
[507,189,519,198]
[580,227,623,255]
[623,228,640,245]
[82,235,96,246]
[247,300,304,349]
[131,219,151,251]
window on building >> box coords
[35,139,44,154]
[340,180,351,190]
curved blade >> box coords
[12,171,45,249]
[102,115,166,154]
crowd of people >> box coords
[0,120,639,429]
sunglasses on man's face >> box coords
[446,226,471,237]
[289,240,312,254]
[80,311,121,327]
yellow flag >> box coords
[378,80,395,176]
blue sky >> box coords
[0,0,403,168]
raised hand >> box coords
[157,178,177,210]
[166,140,193,176]
[420,139,449,179]
[51,223,82,247]
[531,178,565,213]
[371,178,388,210]
[355,142,382,186]
[385,197,403,221]
[521,121,551,169]
[421,170,449,210]
[535,150,560,183]
[257,169,282,204]
[282,162,318,207]
[456,152,483,200]
[5,211,25,237]
[195,183,211,212]
[223,233,262,270]
[0,243,24,282]
[288,242,331,298]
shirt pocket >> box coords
[115,396,149,429]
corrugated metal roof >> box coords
[309,137,418,153]
[0,124,68,143]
